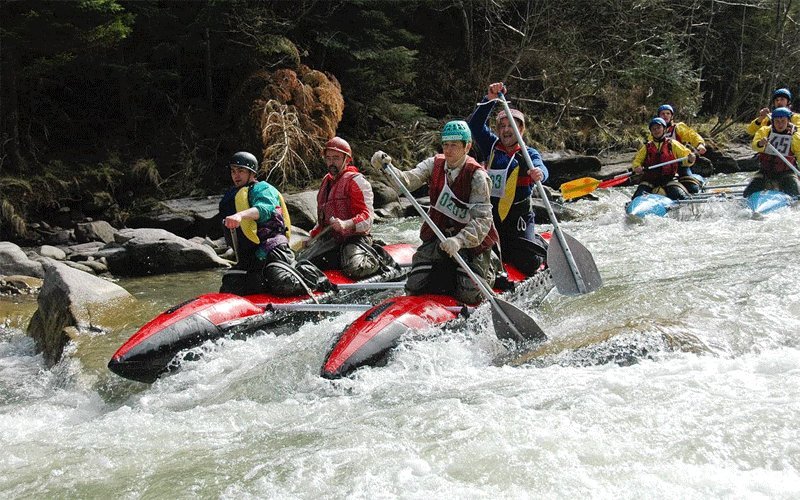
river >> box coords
[2,173,799,498]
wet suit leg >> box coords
[777,172,800,196]
[743,173,766,198]
[499,210,548,276]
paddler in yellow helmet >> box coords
[466,82,548,277]
[219,151,324,296]
[372,120,500,304]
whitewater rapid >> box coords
[2,173,799,497]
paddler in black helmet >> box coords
[219,151,325,296]
[631,117,697,201]
[372,121,500,304]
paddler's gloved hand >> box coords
[440,237,461,257]
[329,216,353,234]
[371,151,392,169]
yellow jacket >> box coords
[747,113,800,136]
[752,125,800,157]
[633,138,695,168]
[648,122,705,150]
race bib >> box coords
[767,131,792,157]
[487,168,508,198]
[433,182,472,224]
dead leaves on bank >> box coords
[251,65,345,188]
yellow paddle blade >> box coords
[498,167,519,221]
[560,177,601,201]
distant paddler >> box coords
[631,117,697,201]
[747,88,800,136]
[652,104,707,194]
[746,107,800,198]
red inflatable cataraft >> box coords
[108,244,414,383]
[320,237,556,379]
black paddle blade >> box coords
[491,297,547,343]
[547,231,602,295]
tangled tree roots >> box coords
[252,65,345,187]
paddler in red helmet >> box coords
[301,137,386,279]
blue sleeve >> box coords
[249,182,280,223]
[527,147,548,182]
[466,97,499,158]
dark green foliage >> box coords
[1,0,799,240]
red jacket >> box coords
[311,165,374,241]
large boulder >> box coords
[284,190,318,230]
[102,228,230,276]
[0,241,44,278]
[27,259,135,365]
[127,196,223,239]
[74,220,117,244]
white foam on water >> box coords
[2,174,800,497]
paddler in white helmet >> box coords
[372,121,500,304]
[466,82,549,277]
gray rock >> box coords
[0,241,45,278]
[39,245,66,261]
[79,259,108,274]
[127,195,222,239]
[74,220,117,244]
[0,275,43,295]
[372,181,400,209]
[104,228,230,276]
[26,259,134,365]
[284,190,318,230]
[375,201,405,220]
[64,261,96,274]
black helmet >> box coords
[230,151,259,174]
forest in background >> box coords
[1,0,799,241]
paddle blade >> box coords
[491,297,547,343]
[560,177,601,200]
[597,174,633,189]
[547,232,602,295]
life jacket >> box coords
[642,138,679,183]
[758,124,798,175]
[419,155,499,256]
[663,122,683,144]
[316,165,373,242]
[220,181,290,262]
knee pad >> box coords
[340,243,380,279]
[679,175,703,194]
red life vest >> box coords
[419,155,499,256]
[642,139,679,183]
[315,165,373,241]
[758,124,798,175]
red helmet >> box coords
[324,137,352,159]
